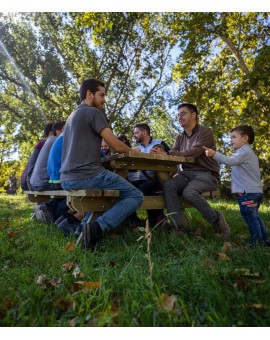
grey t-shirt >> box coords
[60,104,109,181]
[30,135,57,187]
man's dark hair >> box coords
[80,78,105,102]
[231,125,255,144]
[118,134,132,148]
[44,123,54,137]
[178,103,198,120]
[134,123,151,135]
[52,121,66,136]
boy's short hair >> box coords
[231,125,255,144]
[151,144,165,151]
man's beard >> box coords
[92,97,103,110]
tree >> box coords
[168,12,270,180]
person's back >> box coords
[48,132,64,184]
[61,105,106,180]
[30,121,65,191]
[21,122,54,191]
[60,78,143,250]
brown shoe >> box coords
[213,211,230,239]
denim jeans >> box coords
[163,171,218,226]
[237,192,269,246]
[61,169,144,232]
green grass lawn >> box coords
[0,194,270,327]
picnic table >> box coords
[25,151,219,229]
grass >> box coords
[0,194,270,327]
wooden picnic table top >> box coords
[101,151,194,172]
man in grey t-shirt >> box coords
[60,78,144,250]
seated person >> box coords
[20,122,54,191]
[133,124,171,227]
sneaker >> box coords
[33,204,46,223]
[57,218,80,236]
[83,221,103,250]
[74,223,83,238]
[213,211,230,239]
[54,214,66,226]
[40,203,55,224]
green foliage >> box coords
[0,12,270,190]
[1,195,270,326]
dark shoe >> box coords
[54,214,66,226]
[83,221,102,250]
[40,203,55,223]
[57,218,80,236]
[213,211,230,239]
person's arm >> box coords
[100,128,131,153]
[204,146,248,166]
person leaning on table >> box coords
[151,103,230,238]
[60,78,144,251]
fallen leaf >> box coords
[8,231,16,238]
[72,281,100,291]
[203,257,216,268]
[234,268,260,277]
[222,242,233,251]
[217,252,230,261]
[37,274,61,289]
[62,261,75,272]
[248,304,265,309]
[65,242,76,251]
[72,265,83,278]
[3,298,13,309]
[158,293,177,312]
[69,318,77,327]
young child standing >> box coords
[204,125,269,248]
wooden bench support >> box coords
[25,189,220,228]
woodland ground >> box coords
[0,194,270,327]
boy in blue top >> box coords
[204,125,270,248]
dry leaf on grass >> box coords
[217,252,230,261]
[72,281,100,291]
[247,304,265,309]
[37,274,61,289]
[62,261,75,272]
[222,241,233,251]
[158,293,180,313]
[65,242,76,251]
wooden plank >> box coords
[101,152,194,164]
[68,191,220,212]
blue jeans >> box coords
[237,193,269,246]
[61,169,144,232]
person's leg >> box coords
[139,179,165,226]
[238,193,267,247]
[61,169,144,232]
[181,171,218,224]
[181,171,230,237]
[163,173,190,227]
